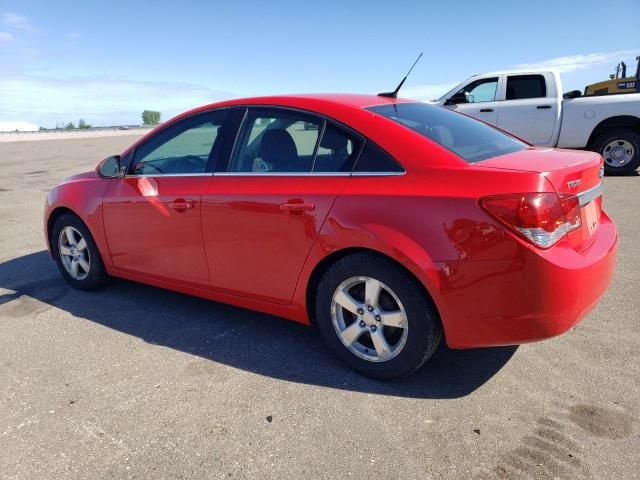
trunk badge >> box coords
[567,179,582,189]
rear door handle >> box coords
[480,108,494,112]
[168,199,194,211]
[280,202,315,214]
[536,105,552,109]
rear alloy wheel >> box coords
[592,129,640,175]
[52,213,108,290]
[331,276,409,362]
[316,253,442,379]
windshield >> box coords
[366,103,526,163]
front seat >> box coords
[258,129,299,172]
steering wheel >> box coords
[179,155,206,172]
[138,162,165,174]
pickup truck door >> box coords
[497,73,559,146]
[442,76,501,126]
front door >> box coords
[444,76,501,126]
[202,107,362,304]
[102,109,231,287]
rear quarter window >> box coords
[366,103,526,163]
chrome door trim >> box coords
[124,173,213,178]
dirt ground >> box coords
[0,135,638,479]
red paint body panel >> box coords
[44,94,618,349]
[201,176,349,304]
[102,176,211,287]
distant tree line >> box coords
[142,110,161,125]
[45,111,162,130]
[52,119,92,130]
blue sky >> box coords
[1,0,639,127]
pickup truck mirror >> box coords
[563,90,582,99]
[445,91,469,105]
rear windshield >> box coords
[366,103,526,163]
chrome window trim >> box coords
[214,172,352,177]
[125,173,213,178]
[577,181,603,206]
[351,171,406,177]
[211,171,405,177]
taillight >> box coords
[480,192,581,249]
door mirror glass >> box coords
[98,155,122,178]
[445,92,468,105]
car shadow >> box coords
[0,251,517,399]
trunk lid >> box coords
[479,147,604,250]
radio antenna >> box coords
[378,52,423,98]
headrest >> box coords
[320,126,348,151]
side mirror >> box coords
[97,155,123,178]
[563,90,582,99]
[445,91,469,105]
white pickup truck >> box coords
[433,70,640,174]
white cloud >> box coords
[0,31,14,42]
[397,82,459,101]
[0,74,236,127]
[1,12,32,30]
[514,50,637,73]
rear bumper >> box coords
[423,212,618,349]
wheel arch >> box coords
[304,247,444,333]
[46,206,82,256]
[587,115,640,148]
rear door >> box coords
[201,107,362,304]
[102,109,231,287]
[443,76,501,126]
[497,73,559,146]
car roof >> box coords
[190,93,415,113]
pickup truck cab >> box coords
[434,70,640,174]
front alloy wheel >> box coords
[58,226,91,280]
[52,213,108,290]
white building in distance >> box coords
[0,121,40,132]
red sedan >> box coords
[44,94,617,379]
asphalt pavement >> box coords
[0,136,638,479]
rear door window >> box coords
[229,108,362,173]
[506,75,547,100]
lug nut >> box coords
[367,305,374,312]
[370,325,377,332]
[375,315,381,322]
[359,320,366,328]
[357,308,364,315]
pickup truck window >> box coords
[367,103,526,163]
[506,75,547,100]
[449,77,499,104]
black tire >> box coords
[51,213,108,290]
[591,128,640,176]
[315,253,442,379]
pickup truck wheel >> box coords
[592,129,640,176]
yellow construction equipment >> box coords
[584,56,639,96]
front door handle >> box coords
[168,199,194,211]
[480,108,494,112]
[536,105,552,109]
[280,201,315,214]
